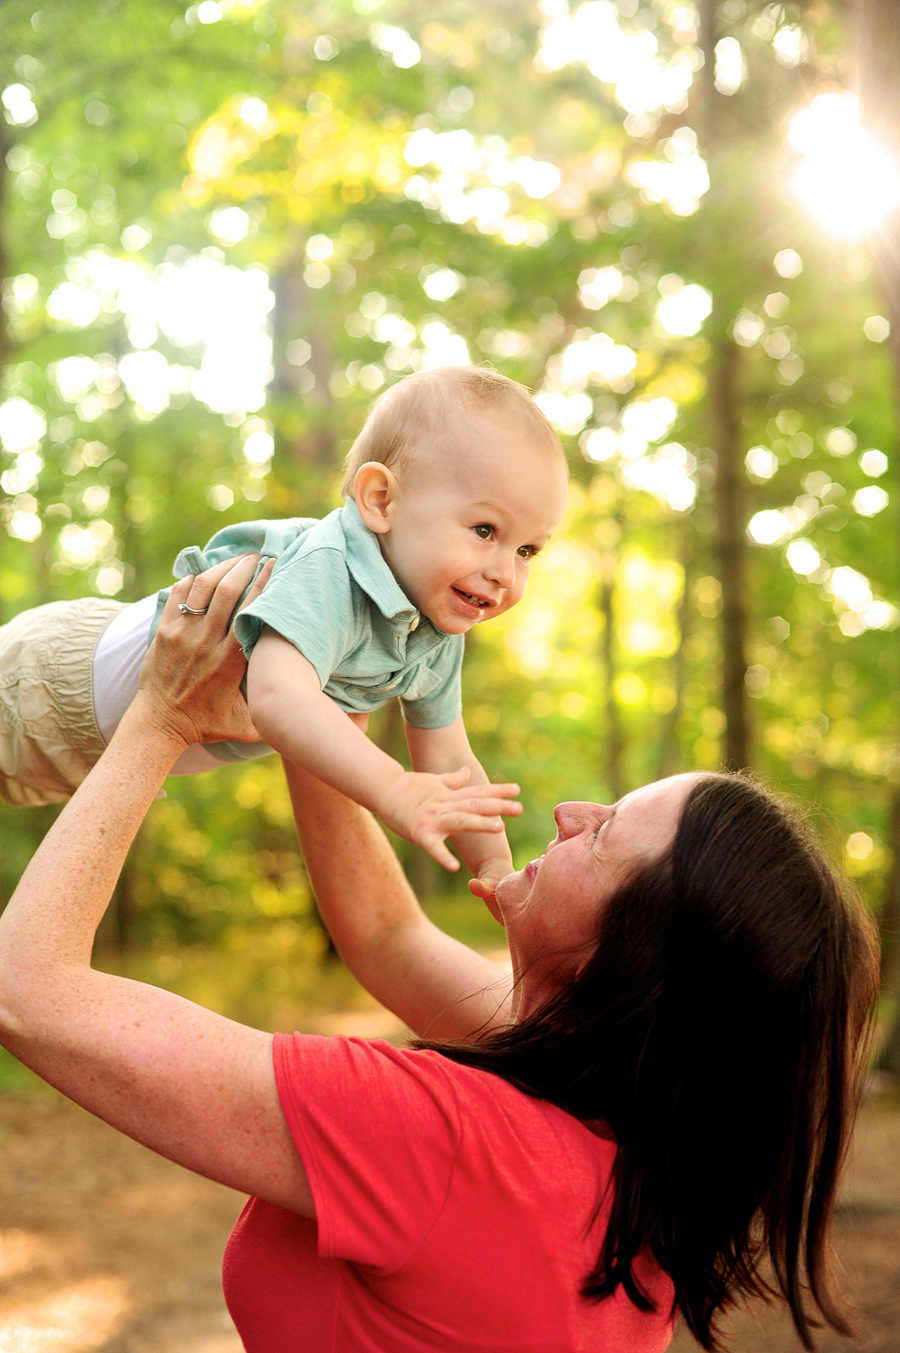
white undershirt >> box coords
[92,597,227,774]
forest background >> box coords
[2,0,900,1057]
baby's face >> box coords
[379,411,568,634]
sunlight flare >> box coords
[788,93,900,237]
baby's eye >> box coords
[473,523,493,540]
[517,544,537,559]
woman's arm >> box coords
[285,755,514,1041]
[0,558,315,1217]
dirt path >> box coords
[0,1093,244,1352]
[1,1085,898,1352]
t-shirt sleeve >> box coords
[173,521,276,577]
[273,1035,461,1274]
[400,634,465,729]
[233,544,355,683]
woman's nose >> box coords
[553,801,610,838]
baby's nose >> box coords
[484,551,517,587]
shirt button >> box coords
[409,615,419,631]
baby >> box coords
[0,366,568,898]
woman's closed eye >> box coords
[592,810,617,843]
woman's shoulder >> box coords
[277,1033,615,1162]
[413,1047,618,1159]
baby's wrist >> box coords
[371,765,411,815]
[487,837,514,864]
[462,842,513,879]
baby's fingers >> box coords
[468,877,497,901]
[469,781,521,803]
[440,790,522,818]
[437,766,470,790]
[420,836,461,872]
[437,810,507,835]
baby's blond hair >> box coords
[340,365,564,497]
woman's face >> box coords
[493,774,699,976]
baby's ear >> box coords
[354,461,399,534]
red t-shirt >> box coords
[222,1035,674,1352]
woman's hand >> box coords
[136,554,274,750]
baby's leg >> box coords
[93,597,228,776]
[0,597,127,805]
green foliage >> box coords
[0,0,897,990]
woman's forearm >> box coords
[284,755,425,961]
[0,696,184,1020]
[0,552,265,1029]
[0,706,314,1215]
[284,758,514,1040]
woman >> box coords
[0,557,879,1353]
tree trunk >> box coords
[656,524,692,780]
[709,339,751,768]
[878,787,900,989]
[696,0,752,770]
[855,0,900,396]
[270,238,338,473]
[598,550,624,801]
[854,0,900,1066]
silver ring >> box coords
[178,602,208,616]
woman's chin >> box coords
[492,872,526,926]
[480,885,507,926]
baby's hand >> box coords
[468,857,512,904]
[377,768,521,872]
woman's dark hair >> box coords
[420,773,879,1350]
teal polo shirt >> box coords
[159,498,465,763]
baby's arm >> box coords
[247,630,520,872]
[404,719,515,902]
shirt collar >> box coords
[339,497,421,626]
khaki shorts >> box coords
[0,597,127,806]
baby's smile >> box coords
[453,587,493,608]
